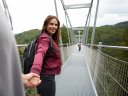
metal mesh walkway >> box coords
[55,45,97,96]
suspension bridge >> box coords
[15,0,128,96]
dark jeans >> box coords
[37,74,55,96]
[79,47,81,51]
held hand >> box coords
[30,76,41,87]
[22,73,41,88]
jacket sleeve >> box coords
[30,34,50,75]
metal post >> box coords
[90,0,99,48]
[70,28,73,45]
[54,0,58,17]
[93,42,102,86]
[79,30,81,42]
[54,0,65,64]
[65,13,71,45]
[86,12,91,44]
[67,43,69,58]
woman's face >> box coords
[47,18,58,34]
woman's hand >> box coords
[30,76,41,87]
[22,73,41,88]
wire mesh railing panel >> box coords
[25,88,38,96]
[97,52,128,96]
[89,49,97,78]
[83,46,128,96]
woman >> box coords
[30,15,62,96]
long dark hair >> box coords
[41,15,60,46]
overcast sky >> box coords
[5,0,128,34]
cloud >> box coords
[94,0,128,26]
[6,0,128,34]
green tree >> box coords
[61,25,69,44]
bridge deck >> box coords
[55,45,97,96]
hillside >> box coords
[15,21,128,45]
[15,29,40,44]
[15,25,69,44]
[114,21,128,28]
[15,21,128,62]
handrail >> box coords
[86,44,128,50]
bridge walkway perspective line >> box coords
[55,45,97,96]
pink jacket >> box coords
[30,33,62,75]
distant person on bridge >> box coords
[78,42,82,51]
[0,1,41,96]
[30,15,62,96]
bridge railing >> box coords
[83,43,128,96]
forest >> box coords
[15,21,128,62]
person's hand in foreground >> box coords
[22,73,41,88]
[30,76,42,87]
